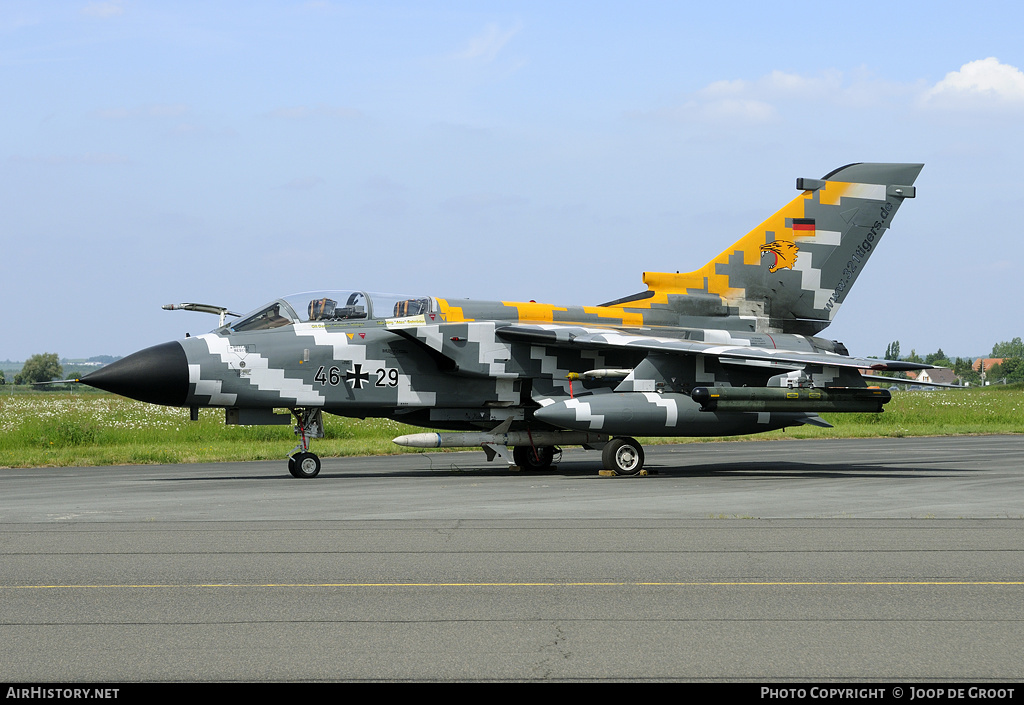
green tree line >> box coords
[884,336,1024,385]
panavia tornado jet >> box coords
[82,162,928,477]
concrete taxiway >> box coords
[1,435,1022,681]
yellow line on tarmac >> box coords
[3,581,1024,589]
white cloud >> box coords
[453,22,522,63]
[81,1,124,18]
[760,69,844,96]
[646,69,854,125]
[694,98,776,123]
[697,70,844,102]
[643,60,1024,129]
[925,57,1024,106]
[701,78,749,96]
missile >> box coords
[690,386,891,413]
[566,369,632,380]
[393,430,608,449]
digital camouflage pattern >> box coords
[83,163,928,476]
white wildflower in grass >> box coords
[1,385,1020,467]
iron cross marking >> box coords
[345,364,370,389]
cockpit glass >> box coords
[229,300,299,332]
[305,291,369,321]
[371,293,432,319]
[225,291,431,332]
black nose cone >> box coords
[80,341,189,406]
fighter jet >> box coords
[81,162,929,477]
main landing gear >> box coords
[601,436,645,476]
[288,408,324,478]
[512,444,557,471]
[482,442,559,471]
[508,436,646,475]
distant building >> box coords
[916,368,958,385]
[974,358,1005,373]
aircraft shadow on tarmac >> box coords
[143,456,971,482]
[643,462,957,480]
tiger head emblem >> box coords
[759,240,799,273]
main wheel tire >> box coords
[291,452,321,478]
[513,445,555,471]
[602,437,645,476]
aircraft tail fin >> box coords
[610,163,923,335]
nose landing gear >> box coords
[288,408,324,478]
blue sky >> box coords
[3,1,1023,361]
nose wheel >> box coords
[288,452,321,478]
[288,408,325,478]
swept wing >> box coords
[494,323,931,373]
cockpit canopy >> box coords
[227,291,432,333]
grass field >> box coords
[1,386,1021,468]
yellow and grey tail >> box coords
[605,162,923,335]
